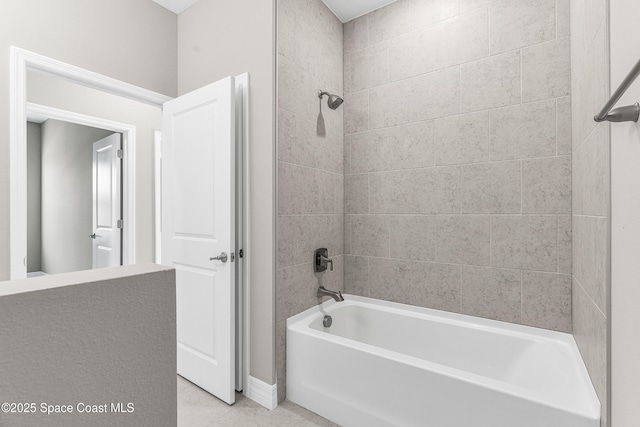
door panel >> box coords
[175,264,217,356]
[162,77,236,405]
[171,104,217,237]
[92,133,122,269]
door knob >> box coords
[90,233,96,239]
[210,252,228,263]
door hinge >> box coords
[117,219,124,229]
[117,149,123,159]
[239,249,244,258]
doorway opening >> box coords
[10,47,251,403]
[22,102,138,276]
[26,113,124,276]
[10,47,169,280]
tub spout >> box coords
[317,286,344,302]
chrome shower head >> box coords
[319,91,344,110]
[327,94,343,110]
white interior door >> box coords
[92,133,122,269]
[162,77,236,405]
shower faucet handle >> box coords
[314,248,333,272]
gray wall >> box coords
[570,0,609,425]
[27,71,162,266]
[27,122,41,272]
[40,119,114,275]
[276,0,344,402]
[342,0,572,332]
[0,263,176,427]
[0,0,177,280]
[177,0,277,387]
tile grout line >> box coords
[459,65,463,118]
[367,172,370,217]
[459,165,463,215]
[366,256,370,296]
[346,213,563,218]
[488,2,491,56]
[489,214,493,269]
[347,153,570,176]
[520,269,524,322]
[360,254,572,276]
[573,275,607,320]
[347,95,564,139]
[520,48,523,105]
[488,106,492,162]
[520,160,523,215]
[433,215,438,267]
[459,260,463,314]
[557,214,560,273]
[350,27,567,92]
[555,0,558,39]
[555,98,560,157]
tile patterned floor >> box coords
[177,376,339,427]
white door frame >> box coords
[9,46,170,279]
[27,102,133,268]
[10,46,253,403]
[234,73,250,394]
[154,130,163,265]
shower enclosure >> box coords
[276,0,608,424]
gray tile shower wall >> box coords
[343,0,572,332]
[276,0,344,404]
[570,0,609,425]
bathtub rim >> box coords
[287,294,601,421]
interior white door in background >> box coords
[161,76,236,405]
[92,133,122,269]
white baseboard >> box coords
[245,375,277,410]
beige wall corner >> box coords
[177,0,277,386]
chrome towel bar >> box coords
[594,58,640,123]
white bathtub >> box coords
[286,295,600,427]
